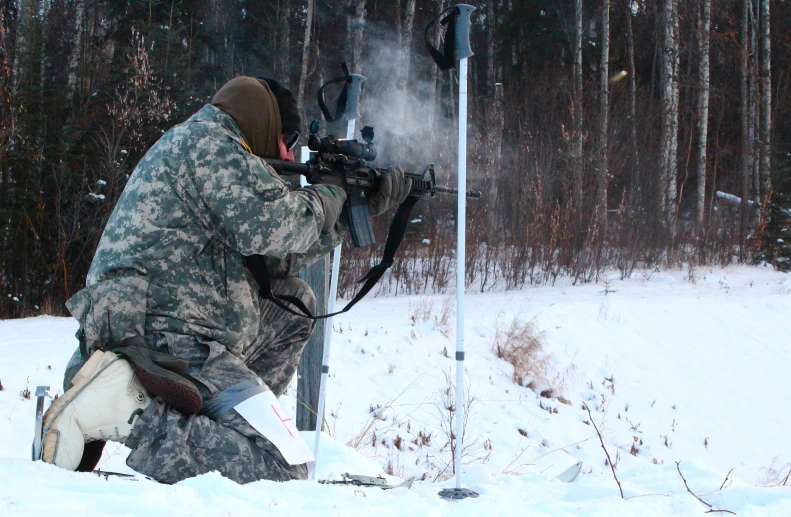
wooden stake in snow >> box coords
[310,71,366,480]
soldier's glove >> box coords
[312,184,347,233]
[368,167,413,217]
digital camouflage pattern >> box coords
[123,276,316,484]
[63,104,347,484]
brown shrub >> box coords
[492,314,552,389]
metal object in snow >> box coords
[31,385,49,461]
[320,472,416,490]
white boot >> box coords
[41,351,152,470]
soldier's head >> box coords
[211,76,301,162]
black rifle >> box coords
[249,124,481,320]
[265,125,481,248]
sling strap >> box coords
[245,194,421,320]
[317,63,352,122]
[425,6,460,71]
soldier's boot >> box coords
[41,351,152,470]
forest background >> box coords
[1,0,790,318]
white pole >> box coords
[310,118,355,479]
[454,56,468,490]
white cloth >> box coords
[234,391,315,471]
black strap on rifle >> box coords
[425,6,459,71]
[246,194,420,320]
[317,63,352,122]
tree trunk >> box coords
[626,2,639,204]
[572,0,584,212]
[296,0,315,119]
[67,0,84,96]
[660,0,679,225]
[695,0,711,225]
[740,0,751,222]
[428,0,446,144]
[597,0,610,231]
[392,0,416,159]
[485,0,503,231]
[758,0,771,202]
[280,1,292,80]
[347,0,365,74]
[748,0,759,202]
[486,83,504,231]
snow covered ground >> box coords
[2,265,791,515]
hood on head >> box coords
[211,76,282,158]
[257,77,301,135]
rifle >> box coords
[265,122,481,248]
[250,121,481,321]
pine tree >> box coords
[754,151,791,271]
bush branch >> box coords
[583,402,623,499]
[720,467,735,490]
[779,467,791,487]
[675,461,712,508]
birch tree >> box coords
[749,0,759,202]
[67,0,85,95]
[741,0,751,211]
[572,0,584,212]
[626,1,639,204]
[759,0,771,202]
[659,0,680,225]
[695,0,711,225]
[485,1,504,230]
[393,0,416,159]
[297,0,315,117]
[597,0,611,230]
[279,1,291,80]
[346,0,365,74]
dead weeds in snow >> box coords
[492,313,552,390]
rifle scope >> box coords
[308,134,377,162]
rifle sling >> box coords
[246,194,421,320]
[425,6,458,71]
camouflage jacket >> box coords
[66,104,347,355]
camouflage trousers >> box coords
[62,277,316,485]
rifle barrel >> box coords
[265,159,309,174]
[432,185,482,199]
[266,159,481,199]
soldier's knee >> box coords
[276,277,317,316]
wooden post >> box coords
[296,255,328,431]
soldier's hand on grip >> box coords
[368,167,412,216]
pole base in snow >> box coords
[438,487,479,501]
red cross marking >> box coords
[271,405,295,438]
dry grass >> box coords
[492,313,552,390]
[346,374,430,452]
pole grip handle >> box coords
[454,4,476,60]
[344,74,367,121]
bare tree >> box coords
[296,0,315,118]
[279,1,292,80]
[695,0,711,225]
[393,0,417,159]
[346,0,365,74]
[758,0,771,202]
[659,0,680,225]
[67,0,85,96]
[485,1,504,231]
[741,0,751,215]
[626,1,639,204]
[597,0,611,230]
[748,0,759,202]
[572,0,584,211]
[427,0,446,141]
